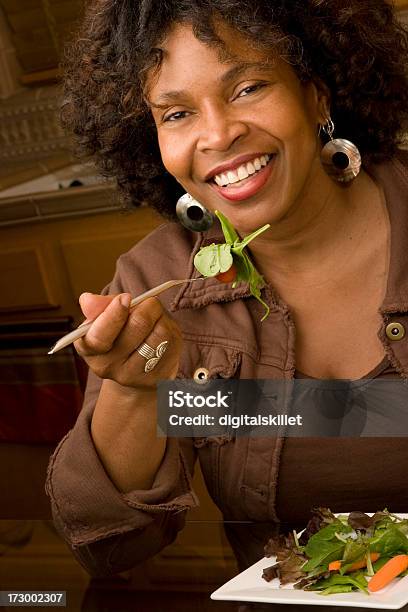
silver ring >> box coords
[137,341,168,372]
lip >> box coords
[209,155,276,202]
[204,152,272,182]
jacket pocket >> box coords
[176,341,241,450]
[176,340,241,381]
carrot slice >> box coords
[349,552,380,571]
[328,552,380,573]
[328,560,342,571]
[368,554,408,592]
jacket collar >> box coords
[370,152,408,314]
[170,151,408,315]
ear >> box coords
[305,77,331,124]
[312,77,331,123]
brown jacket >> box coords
[46,151,408,577]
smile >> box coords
[209,154,276,202]
[213,154,271,186]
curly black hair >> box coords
[62,0,408,220]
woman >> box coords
[46,0,408,593]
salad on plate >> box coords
[263,507,408,595]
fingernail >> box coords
[120,294,131,308]
[79,292,91,304]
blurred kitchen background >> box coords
[0,2,407,611]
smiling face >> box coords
[147,22,330,234]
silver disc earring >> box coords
[320,118,361,183]
[176,193,214,232]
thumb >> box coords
[78,292,120,321]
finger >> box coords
[124,317,182,379]
[77,295,164,356]
[79,292,118,320]
[76,293,131,355]
[108,298,165,355]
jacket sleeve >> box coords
[45,369,199,577]
[45,244,199,577]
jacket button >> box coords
[385,322,405,341]
[193,367,210,384]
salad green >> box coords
[193,210,271,320]
[262,507,408,595]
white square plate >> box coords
[211,514,408,609]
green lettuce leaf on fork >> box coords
[193,210,271,320]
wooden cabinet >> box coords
[0,204,163,322]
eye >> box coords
[236,83,266,98]
[163,110,190,122]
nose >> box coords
[196,104,249,153]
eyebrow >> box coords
[148,60,273,109]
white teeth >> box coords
[246,161,256,175]
[216,172,231,186]
[238,165,249,180]
[212,154,271,187]
[227,170,239,183]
